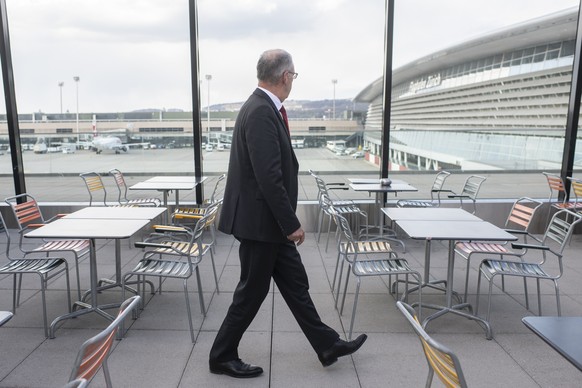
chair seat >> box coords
[341,241,393,255]
[127,198,161,206]
[333,204,363,214]
[353,258,413,276]
[34,239,90,254]
[551,202,582,210]
[173,207,205,220]
[456,241,508,255]
[0,258,66,274]
[481,259,549,278]
[131,258,192,278]
[397,200,436,208]
[151,241,210,256]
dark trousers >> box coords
[209,239,339,362]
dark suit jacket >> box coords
[218,88,301,243]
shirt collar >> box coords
[258,87,282,111]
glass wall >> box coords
[381,0,580,174]
[0,0,581,204]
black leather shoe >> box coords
[318,334,368,367]
[209,359,263,378]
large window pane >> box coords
[197,0,385,200]
[0,0,194,202]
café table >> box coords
[394,219,516,339]
[348,181,417,245]
[129,176,206,221]
[522,316,582,371]
[64,206,166,297]
[25,217,156,337]
[382,207,482,296]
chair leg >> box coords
[523,277,530,311]
[335,259,346,309]
[486,276,495,322]
[425,368,435,388]
[183,279,196,343]
[16,273,23,307]
[462,254,471,303]
[194,267,206,316]
[12,274,17,312]
[348,278,361,341]
[64,264,72,313]
[39,274,49,338]
[554,280,561,316]
[475,270,482,315]
[340,269,351,315]
[536,278,542,316]
[325,216,333,252]
[331,251,342,297]
[102,359,113,388]
[316,212,325,242]
[209,250,220,294]
[73,254,82,302]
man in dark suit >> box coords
[209,49,367,379]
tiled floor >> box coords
[1,224,581,387]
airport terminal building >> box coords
[355,7,582,171]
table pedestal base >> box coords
[422,302,493,340]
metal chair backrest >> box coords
[505,197,543,231]
[542,209,582,255]
[69,296,141,388]
[430,171,451,204]
[0,211,12,258]
[567,177,582,209]
[80,172,107,206]
[109,169,130,204]
[543,172,567,204]
[208,174,226,203]
[5,193,45,230]
[459,175,486,201]
[397,301,468,388]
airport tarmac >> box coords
[0,147,378,175]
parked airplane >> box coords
[89,118,149,154]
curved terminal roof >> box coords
[354,7,578,102]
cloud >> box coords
[0,0,579,113]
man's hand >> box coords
[287,227,305,246]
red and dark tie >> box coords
[279,105,290,136]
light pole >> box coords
[331,79,338,120]
[205,74,212,142]
[73,76,80,142]
[58,82,64,114]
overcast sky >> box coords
[1,0,579,114]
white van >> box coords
[205,144,213,152]
[217,144,225,151]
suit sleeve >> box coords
[244,105,301,236]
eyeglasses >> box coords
[286,71,299,79]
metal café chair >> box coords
[309,170,368,251]
[68,296,141,388]
[122,202,220,343]
[0,211,72,338]
[397,301,468,388]
[172,174,225,254]
[447,175,487,214]
[566,176,582,214]
[455,197,543,303]
[397,171,451,208]
[476,209,582,325]
[5,193,89,301]
[542,172,581,225]
[109,169,161,207]
[332,209,422,340]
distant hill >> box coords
[211,99,369,120]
